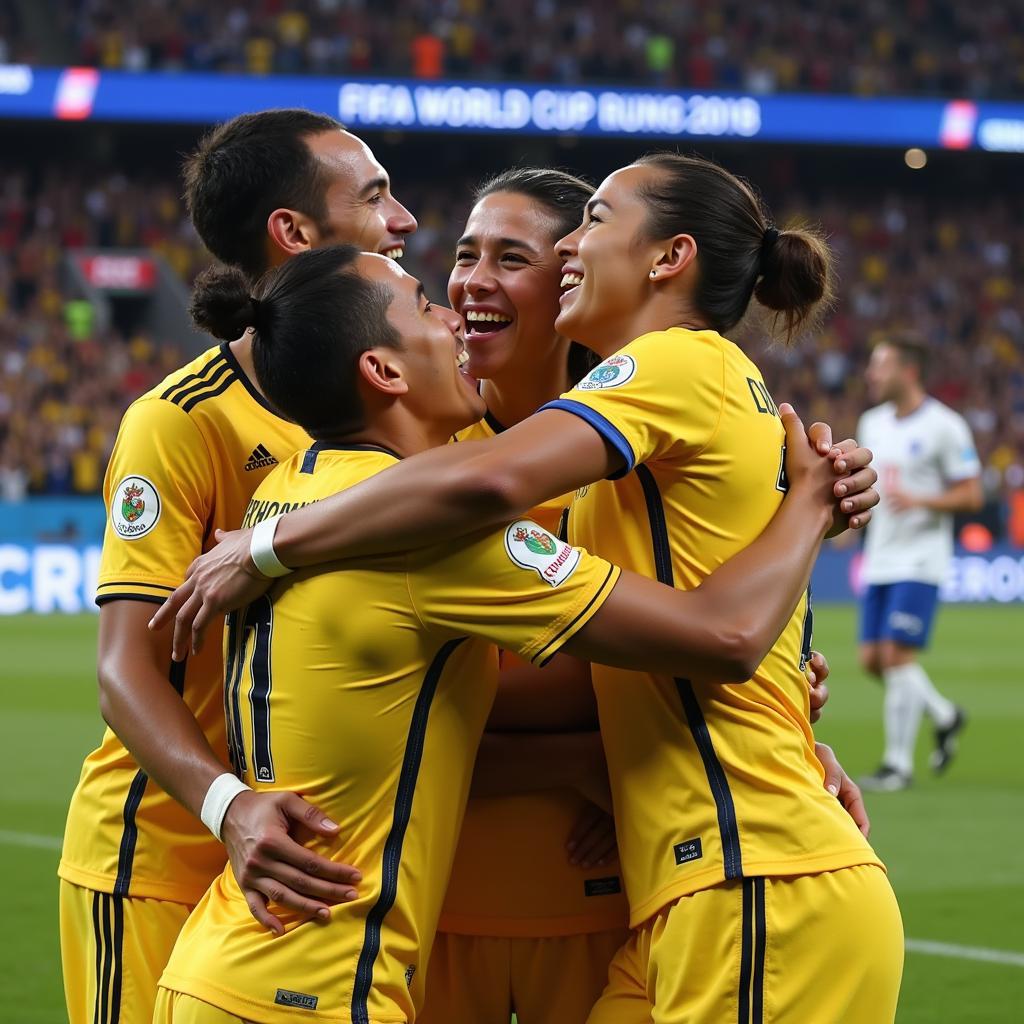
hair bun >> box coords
[189,264,259,340]
[753,225,833,343]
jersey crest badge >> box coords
[577,353,636,391]
[112,475,161,540]
[505,520,581,587]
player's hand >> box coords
[886,488,917,514]
[149,527,271,661]
[806,650,830,724]
[222,790,361,936]
[780,404,842,530]
[814,742,870,838]
[826,437,878,535]
[567,801,618,869]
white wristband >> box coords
[200,772,251,841]
[250,514,292,578]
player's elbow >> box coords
[455,457,530,523]
[706,625,763,684]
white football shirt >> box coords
[856,397,981,585]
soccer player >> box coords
[154,244,851,1023]
[155,157,893,1022]
[856,334,982,791]
[58,109,416,1024]
[432,167,857,1024]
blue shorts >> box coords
[859,581,940,649]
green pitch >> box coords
[2,607,1021,1022]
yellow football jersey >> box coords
[158,443,620,1024]
[440,415,629,937]
[59,343,311,905]
[542,328,882,927]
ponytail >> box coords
[189,263,259,340]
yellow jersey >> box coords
[438,415,629,937]
[542,328,882,927]
[159,442,620,1024]
[59,343,311,905]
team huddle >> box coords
[60,110,902,1024]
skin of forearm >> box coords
[273,412,617,568]
[918,480,983,513]
[98,662,228,817]
[98,605,229,818]
[694,481,831,666]
[469,731,598,799]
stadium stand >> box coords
[9,0,1024,98]
[1,159,1021,531]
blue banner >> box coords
[3,64,1024,150]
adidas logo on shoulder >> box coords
[245,444,278,471]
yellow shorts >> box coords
[420,928,629,1024]
[153,989,251,1023]
[587,865,903,1024]
[59,879,193,1024]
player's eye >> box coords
[455,250,476,263]
[501,253,527,265]
[369,193,384,205]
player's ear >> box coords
[266,208,318,259]
[358,348,409,397]
[650,233,697,282]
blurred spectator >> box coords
[26,0,1024,99]
[0,161,1021,541]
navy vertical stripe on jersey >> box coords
[738,879,754,1024]
[798,587,814,672]
[246,595,276,783]
[752,878,766,1024]
[350,637,466,1024]
[91,890,104,1024]
[112,660,185,897]
[635,463,744,879]
[635,465,743,875]
[99,892,113,1024]
[224,609,249,775]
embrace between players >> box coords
[59,110,901,1024]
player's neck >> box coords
[481,356,572,429]
[333,408,451,460]
[226,332,268,399]
[894,387,926,419]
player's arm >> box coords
[152,414,876,658]
[891,475,983,514]
[97,400,358,933]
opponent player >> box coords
[155,156,895,1022]
[58,109,416,1024]
[155,243,852,1023]
[856,334,981,791]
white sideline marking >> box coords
[0,829,62,851]
[0,825,1021,970]
[905,939,1024,968]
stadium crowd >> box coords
[1,165,1022,542]
[6,0,1023,99]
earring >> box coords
[649,269,657,279]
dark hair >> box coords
[190,246,400,438]
[633,153,834,344]
[183,109,343,281]
[474,167,599,381]
[881,331,929,379]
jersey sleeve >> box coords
[408,520,620,667]
[938,412,982,482]
[95,398,215,605]
[538,330,724,478]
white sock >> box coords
[882,663,926,776]
[904,662,957,729]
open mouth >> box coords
[381,246,404,260]
[559,271,583,299]
[464,309,514,338]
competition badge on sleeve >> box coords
[577,353,636,390]
[505,521,581,587]
[112,475,162,540]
